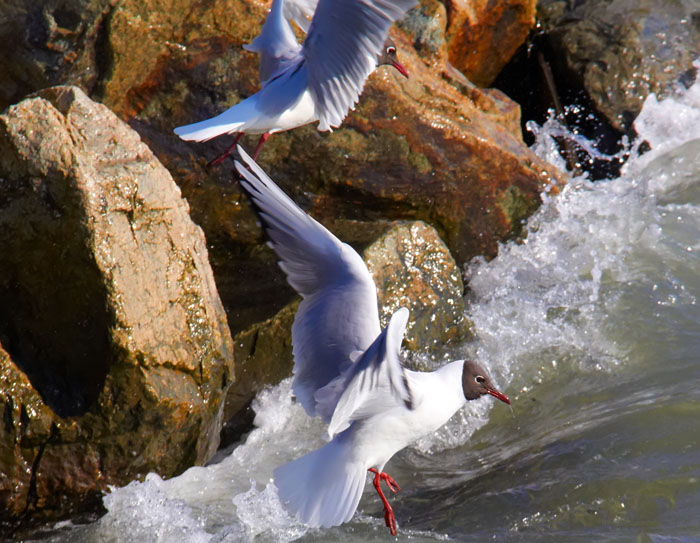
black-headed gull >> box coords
[174,0,414,164]
[233,147,511,536]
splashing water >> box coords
[37,70,700,542]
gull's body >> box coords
[175,0,414,161]
[175,66,317,141]
[233,148,510,534]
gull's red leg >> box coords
[368,468,401,535]
[208,132,244,167]
[251,132,270,160]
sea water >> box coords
[32,72,700,542]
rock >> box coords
[0,0,561,339]
[444,0,537,87]
[397,0,450,66]
[123,14,559,336]
[538,0,700,131]
[220,220,472,445]
[223,300,299,444]
[365,221,472,352]
[0,0,113,108]
[0,86,234,527]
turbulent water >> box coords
[33,74,700,542]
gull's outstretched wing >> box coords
[283,0,318,32]
[302,0,416,131]
[327,307,413,437]
[234,147,382,420]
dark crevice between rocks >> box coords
[248,329,259,358]
[0,276,114,418]
[217,399,256,453]
[2,397,13,434]
[207,237,298,336]
[492,25,629,181]
[91,1,116,101]
[24,423,59,516]
[3,423,60,539]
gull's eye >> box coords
[475,375,486,384]
[386,46,396,55]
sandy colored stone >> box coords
[365,221,472,351]
[0,86,234,527]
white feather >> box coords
[274,435,366,528]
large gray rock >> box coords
[539,0,700,131]
[0,86,234,527]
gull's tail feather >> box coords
[274,437,365,528]
[174,94,261,142]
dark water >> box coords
[32,70,700,543]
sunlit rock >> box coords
[444,0,538,87]
[365,221,472,352]
[0,0,561,335]
[539,0,700,132]
[0,86,234,527]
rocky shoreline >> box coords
[0,0,697,533]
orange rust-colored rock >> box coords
[444,0,537,87]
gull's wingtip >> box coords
[236,144,253,164]
[233,145,255,178]
[391,307,410,330]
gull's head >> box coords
[377,38,409,79]
[461,360,510,404]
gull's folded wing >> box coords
[327,307,413,437]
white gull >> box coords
[174,0,413,164]
[233,147,511,535]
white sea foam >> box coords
[416,67,700,454]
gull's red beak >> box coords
[391,60,409,79]
[487,388,511,405]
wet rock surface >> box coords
[0,0,560,335]
[366,221,472,352]
[0,86,234,529]
[538,0,700,132]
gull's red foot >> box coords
[369,468,400,535]
[384,506,397,536]
[207,133,243,168]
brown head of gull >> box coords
[377,37,409,78]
